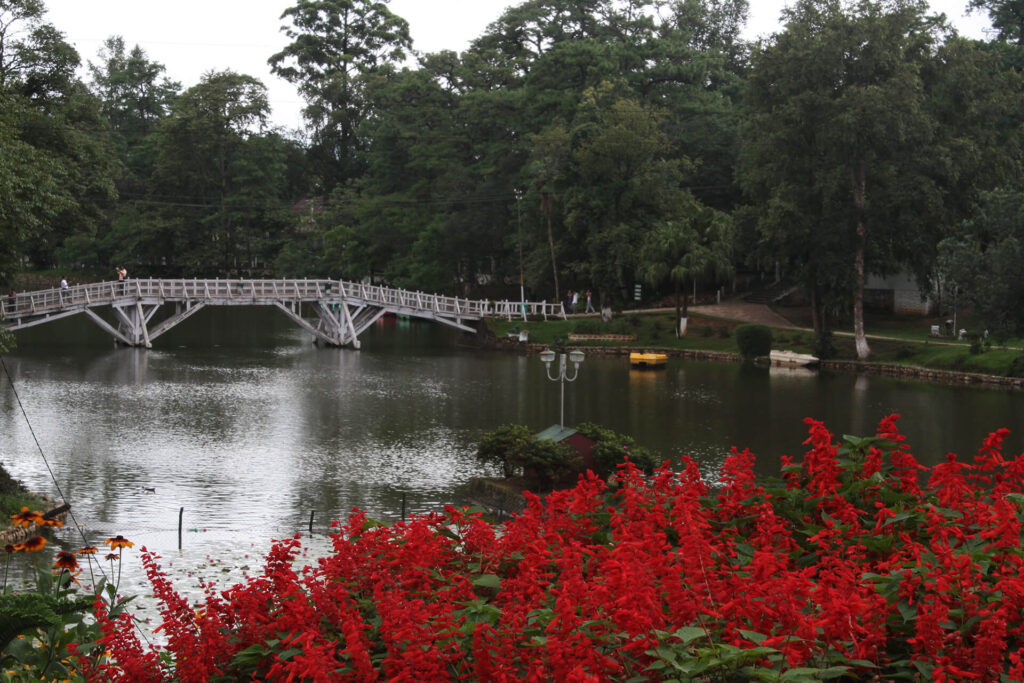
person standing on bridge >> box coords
[116,266,125,282]
[60,276,68,290]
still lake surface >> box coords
[2,307,1023,617]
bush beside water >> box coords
[734,323,773,360]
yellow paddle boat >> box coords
[629,352,667,369]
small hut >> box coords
[536,425,597,473]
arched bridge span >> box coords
[0,279,565,349]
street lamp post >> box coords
[540,349,585,428]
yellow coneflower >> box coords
[53,550,79,571]
[104,553,120,562]
[9,508,43,528]
[77,546,98,555]
[104,535,134,550]
[40,517,64,528]
[19,536,47,552]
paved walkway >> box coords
[573,298,1002,349]
[597,298,801,328]
[690,298,801,329]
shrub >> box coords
[576,422,660,476]
[734,324,773,360]
[969,334,984,355]
[814,329,837,360]
[717,325,730,339]
[700,325,714,337]
[475,424,532,478]
[474,424,577,483]
[1009,353,1024,378]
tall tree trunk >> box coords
[809,280,821,338]
[541,193,560,304]
[851,161,870,360]
[674,280,683,337]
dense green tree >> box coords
[0,99,71,279]
[740,0,948,360]
[560,89,696,302]
[0,0,78,105]
[968,0,1024,44]
[938,189,1024,338]
[87,37,179,135]
[269,0,412,188]
[0,0,118,278]
[141,71,289,274]
[639,201,733,335]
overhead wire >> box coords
[0,353,156,646]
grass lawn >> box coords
[0,464,50,520]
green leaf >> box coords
[669,626,709,644]
[737,629,769,644]
[472,574,501,590]
[882,512,916,527]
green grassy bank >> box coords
[487,308,1024,379]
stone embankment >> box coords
[821,360,1024,389]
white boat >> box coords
[769,350,820,367]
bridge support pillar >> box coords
[112,303,153,348]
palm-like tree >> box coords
[640,202,734,336]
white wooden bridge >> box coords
[0,278,565,348]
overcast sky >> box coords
[42,1,992,131]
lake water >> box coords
[2,307,1022,621]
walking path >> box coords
[630,297,998,349]
[690,299,801,329]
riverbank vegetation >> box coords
[5,0,1024,364]
[489,309,1024,379]
[2,415,1021,679]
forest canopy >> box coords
[2,0,1023,358]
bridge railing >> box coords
[489,300,566,320]
[0,278,564,321]
[1,281,112,318]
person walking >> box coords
[585,290,595,313]
[571,290,579,314]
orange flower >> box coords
[104,535,134,550]
[53,550,79,571]
[77,546,98,555]
[3,544,14,553]
[10,507,43,528]
[104,553,120,562]
[19,536,47,552]
[40,517,64,528]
